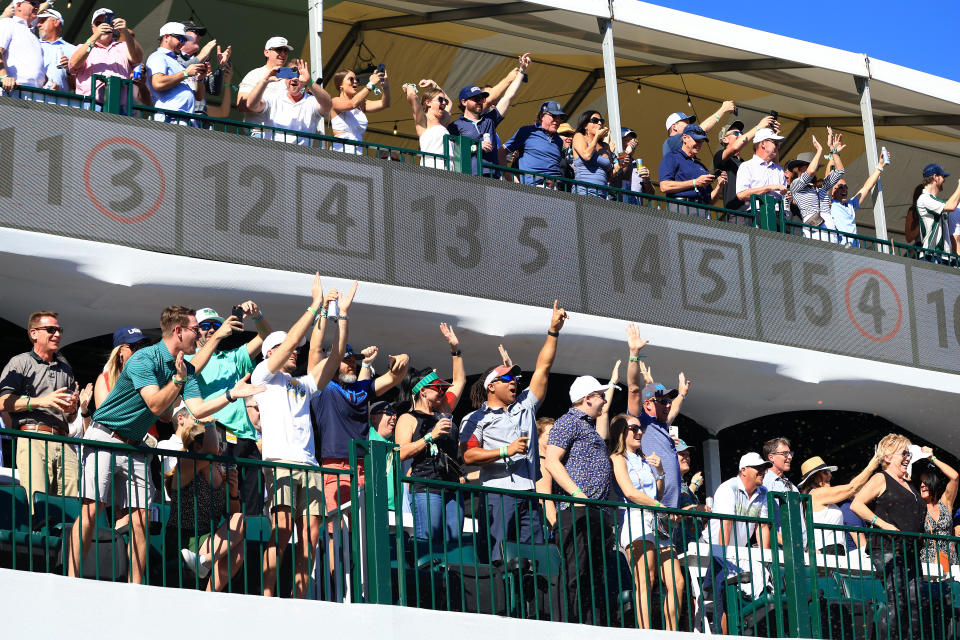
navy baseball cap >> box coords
[621,127,637,139]
[923,163,949,178]
[344,344,357,359]
[458,85,488,103]
[539,100,567,117]
[682,123,708,141]
[113,325,145,347]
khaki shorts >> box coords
[264,462,324,520]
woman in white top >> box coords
[798,453,879,554]
[610,414,684,631]
[404,80,452,170]
[329,67,389,154]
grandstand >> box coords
[2,1,960,638]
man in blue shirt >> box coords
[504,100,566,186]
[146,21,205,119]
[448,56,529,178]
[659,123,726,208]
[36,9,75,92]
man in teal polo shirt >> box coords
[367,400,398,510]
[66,305,264,585]
[187,302,271,514]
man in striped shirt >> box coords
[788,133,845,241]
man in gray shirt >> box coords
[0,310,79,504]
[460,301,567,560]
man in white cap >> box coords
[187,301,271,514]
[545,364,622,625]
[237,35,293,130]
[0,0,45,96]
[460,299,567,561]
[145,21,206,120]
[702,451,772,633]
[662,100,735,156]
[244,57,331,145]
[36,8,74,93]
[254,274,351,599]
[735,127,788,207]
[69,7,142,102]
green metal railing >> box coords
[4,429,960,637]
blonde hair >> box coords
[420,85,444,109]
[876,433,911,470]
[102,345,125,389]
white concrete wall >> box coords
[0,568,815,639]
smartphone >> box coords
[769,110,779,121]
[377,63,385,75]
[276,67,298,79]
[881,146,891,165]
[231,304,244,321]
[669,425,679,439]
[733,105,739,116]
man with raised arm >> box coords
[448,53,531,178]
[460,300,567,561]
[787,131,848,240]
[69,8,143,104]
[735,128,788,207]
[66,304,263,584]
[713,115,777,213]
[245,57,331,145]
[145,21,206,120]
[236,35,291,130]
[625,324,690,510]
[187,301,271,515]
[662,100,736,156]
[827,145,887,247]
[256,275,351,598]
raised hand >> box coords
[296,58,309,83]
[198,39,217,61]
[549,300,569,333]
[609,359,622,387]
[388,353,410,373]
[361,346,378,364]
[174,353,188,380]
[720,100,736,114]
[78,383,94,414]
[638,360,654,385]
[217,44,232,66]
[214,316,242,339]
[440,322,459,351]
[811,135,822,153]
[230,373,266,399]
[339,280,359,314]
[519,52,532,72]
[678,372,691,397]
[625,323,649,353]
[498,344,513,368]
[310,272,323,307]
[240,301,259,319]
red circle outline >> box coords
[83,137,166,223]
[844,268,903,342]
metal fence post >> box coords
[752,194,784,232]
[102,75,125,115]
[449,135,477,175]
[778,491,818,637]
[362,438,394,604]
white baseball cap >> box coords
[90,7,112,25]
[159,21,186,38]
[753,128,785,144]
[261,330,305,358]
[665,111,696,131]
[264,36,293,51]
[739,452,772,469]
[38,8,63,21]
[569,375,619,403]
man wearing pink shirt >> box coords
[68,7,141,106]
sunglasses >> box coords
[25,0,41,7]
[436,97,449,105]
[589,117,605,125]
[181,325,200,335]
[727,130,742,138]
[773,450,793,458]
[34,325,64,335]
[198,321,222,331]
[495,373,519,383]
[649,397,672,405]
[375,409,398,416]
[899,450,912,459]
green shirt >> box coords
[186,346,256,440]
[93,341,201,441]
[368,426,397,511]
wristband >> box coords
[656,473,666,480]
[339,313,348,319]
[655,501,663,508]
[365,82,375,91]
[871,515,878,527]
[307,306,319,316]
[361,362,374,370]
[628,355,646,362]
[86,43,93,52]
[172,376,186,385]
[320,309,328,318]
[22,395,31,411]
[424,434,434,444]
[876,166,884,172]
[499,445,508,459]
[931,455,938,462]
[0,74,7,81]
[81,406,94,418]
[183,69,189,79]
[547,330,559,337]
[225,389,234,403]
[571,488,583,498]
[255,311,263,321]
[450,350,462,357]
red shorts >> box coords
[321,457,365,523]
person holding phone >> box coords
[69,7,143,105]
[245,58,332,145]
[571,109,623,198]
[145,22,206,123]
[658,123,727,209]
[329,65,389,154]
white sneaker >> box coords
[180,548,211,579]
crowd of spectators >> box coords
[2,3,959,257]
[2,291,958,635]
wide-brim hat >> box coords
[797,456,838,487]
[787,152,816,172]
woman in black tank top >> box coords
[851,434,926,639]
[394,338,467,544]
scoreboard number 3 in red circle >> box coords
[844,268,903,342]
[83,137,166,223]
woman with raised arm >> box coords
[404,79,452,170]
[851,433,925,639]
[329,66,389,155]
[798,452,880,555]
[610,413,683,631]
[395,324,466,544]
[916,448,959,565]
[571,109,623,198]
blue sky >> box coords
[647,1,960,83]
